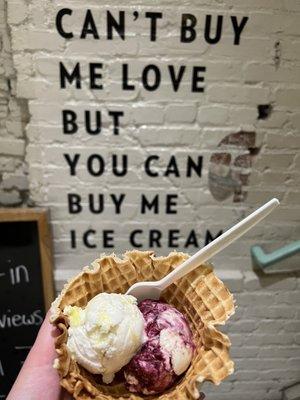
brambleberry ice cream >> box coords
[124,299,195,395]
[64,293,144,384]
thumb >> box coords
[7,312,63,400]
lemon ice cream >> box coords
[64,293,144,384]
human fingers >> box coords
[7,312,62,400]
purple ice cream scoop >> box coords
[124,299,195,395]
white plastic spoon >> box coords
[126,198,280,302]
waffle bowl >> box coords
[50,250,235,399]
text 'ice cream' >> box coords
[124,299,195,395]
[64,293,144,384]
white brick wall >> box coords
[202,271,300,400]
[4,0,300,398]
[0,0,29,205]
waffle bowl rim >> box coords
[50,250,236,400]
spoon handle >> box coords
[158,198,280,291]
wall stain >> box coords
[208,131,260,202]
[257,104,273,120]
[274,40,281,69]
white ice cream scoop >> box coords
[64,293,144,383]
[126,198,280,302]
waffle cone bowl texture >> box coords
[50,250,235,400]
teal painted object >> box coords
[251,241,300,270]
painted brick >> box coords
[11,29,65,52]
[7,0,28,24]
[165,104,197,123]
[198,106,229,125]
[290,112,300,129]
[0,189,21,205]
[216,269,244,292]
[0,156,21,172]
[285,191,300,205]
[1,174,29,190]
[236,292,275,307]
[5,120,23,138]
[276,291,300,305]
[275,88,300,108]
[228,106,258,125]
[134,127,202,146]
[1,138,25,156]
[283,383,300,400]
[207,85,270,105]
[132,106,164,125]
[254,153,294,170]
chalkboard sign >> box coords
[0,209,54,398]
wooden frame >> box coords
[0,208,55,310]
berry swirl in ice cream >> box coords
[124,299,195,395]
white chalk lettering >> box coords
[15,345,32,350]
[0,360,4,376]
[9,265,30,285]
[0,309,43,329]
